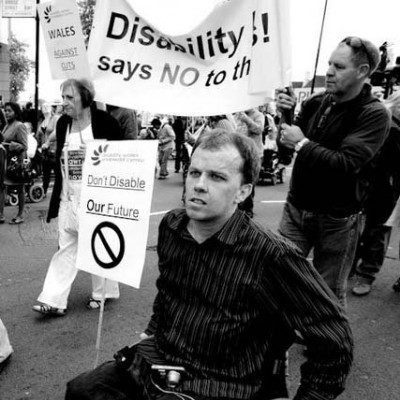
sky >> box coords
[2,0,400,102]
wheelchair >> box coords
[1,146,44,206]
[6,177,44,206]
[258,149,286,186]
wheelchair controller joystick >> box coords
[151,365,186,388]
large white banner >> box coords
[76,141,158,288]
[2,0,36,18]
[87,0,291,116]
[37,0,90,80]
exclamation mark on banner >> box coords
[252,11,257,46]
[262,13,269,43]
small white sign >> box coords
[2,0,36,18]
[76,140,158,288]
[293,87,325,113]
[37,0,90,80]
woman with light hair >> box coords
[33,78,123,316]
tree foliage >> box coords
[77,0,97,44]
[9,34,33,102]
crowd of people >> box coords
[1,35,400,400]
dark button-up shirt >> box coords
[145,208,353,400]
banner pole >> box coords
[35,0,40,114]
[310,0,329,94]
[94,278,107,368]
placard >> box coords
[37,0,90,79]
[76,140,158,288]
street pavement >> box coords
[1,163,400,399]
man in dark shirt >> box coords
[172,116,186,173]
[106,105,138,140]
[277,37,391,306]
[66,129,353,400]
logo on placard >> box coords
[44,6,52,23]
[91,144,109,166]
[91,222,125,269]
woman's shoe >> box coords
[32,303,66,316]
[86,297,109,310]
[9,216,24,225]
[0,216,5,224]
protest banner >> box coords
[87,0,291,116]
[76,140,158,289]
[2,0,36,18]
[37,0,90,80]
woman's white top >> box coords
[60,124,94,201]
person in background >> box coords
[36,104,61,178]
[0,102,28,225]
[32,78,123,317]
[235,108,264,218]
[42,104,62,196]
[352,91,400,295]
[157,116,175,179]
[172,116,185,173]
[261,103,278,145]
[139,118,161,140]
[209,114,236,133]
[106,105,138,140]
[65,129,353,400]
[23,122,38,161]
[0,106,6,132]
[22,101,43,134]
[277,37,391,306]
[41,133,58,199]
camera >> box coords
[151,364,186,388]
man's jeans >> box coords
[353,221,392,283]
[279,201,362,306]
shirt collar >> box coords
[213,208,247,245]
[168,208,246,246]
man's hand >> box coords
[139,332,153,340]
[276,87,296,112]
[236,112,247,122]
[280,123,305,149]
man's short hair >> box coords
[340,36,380,76]
[192,129,261,185]
[60,78,95,108]
[151,118,161,128]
